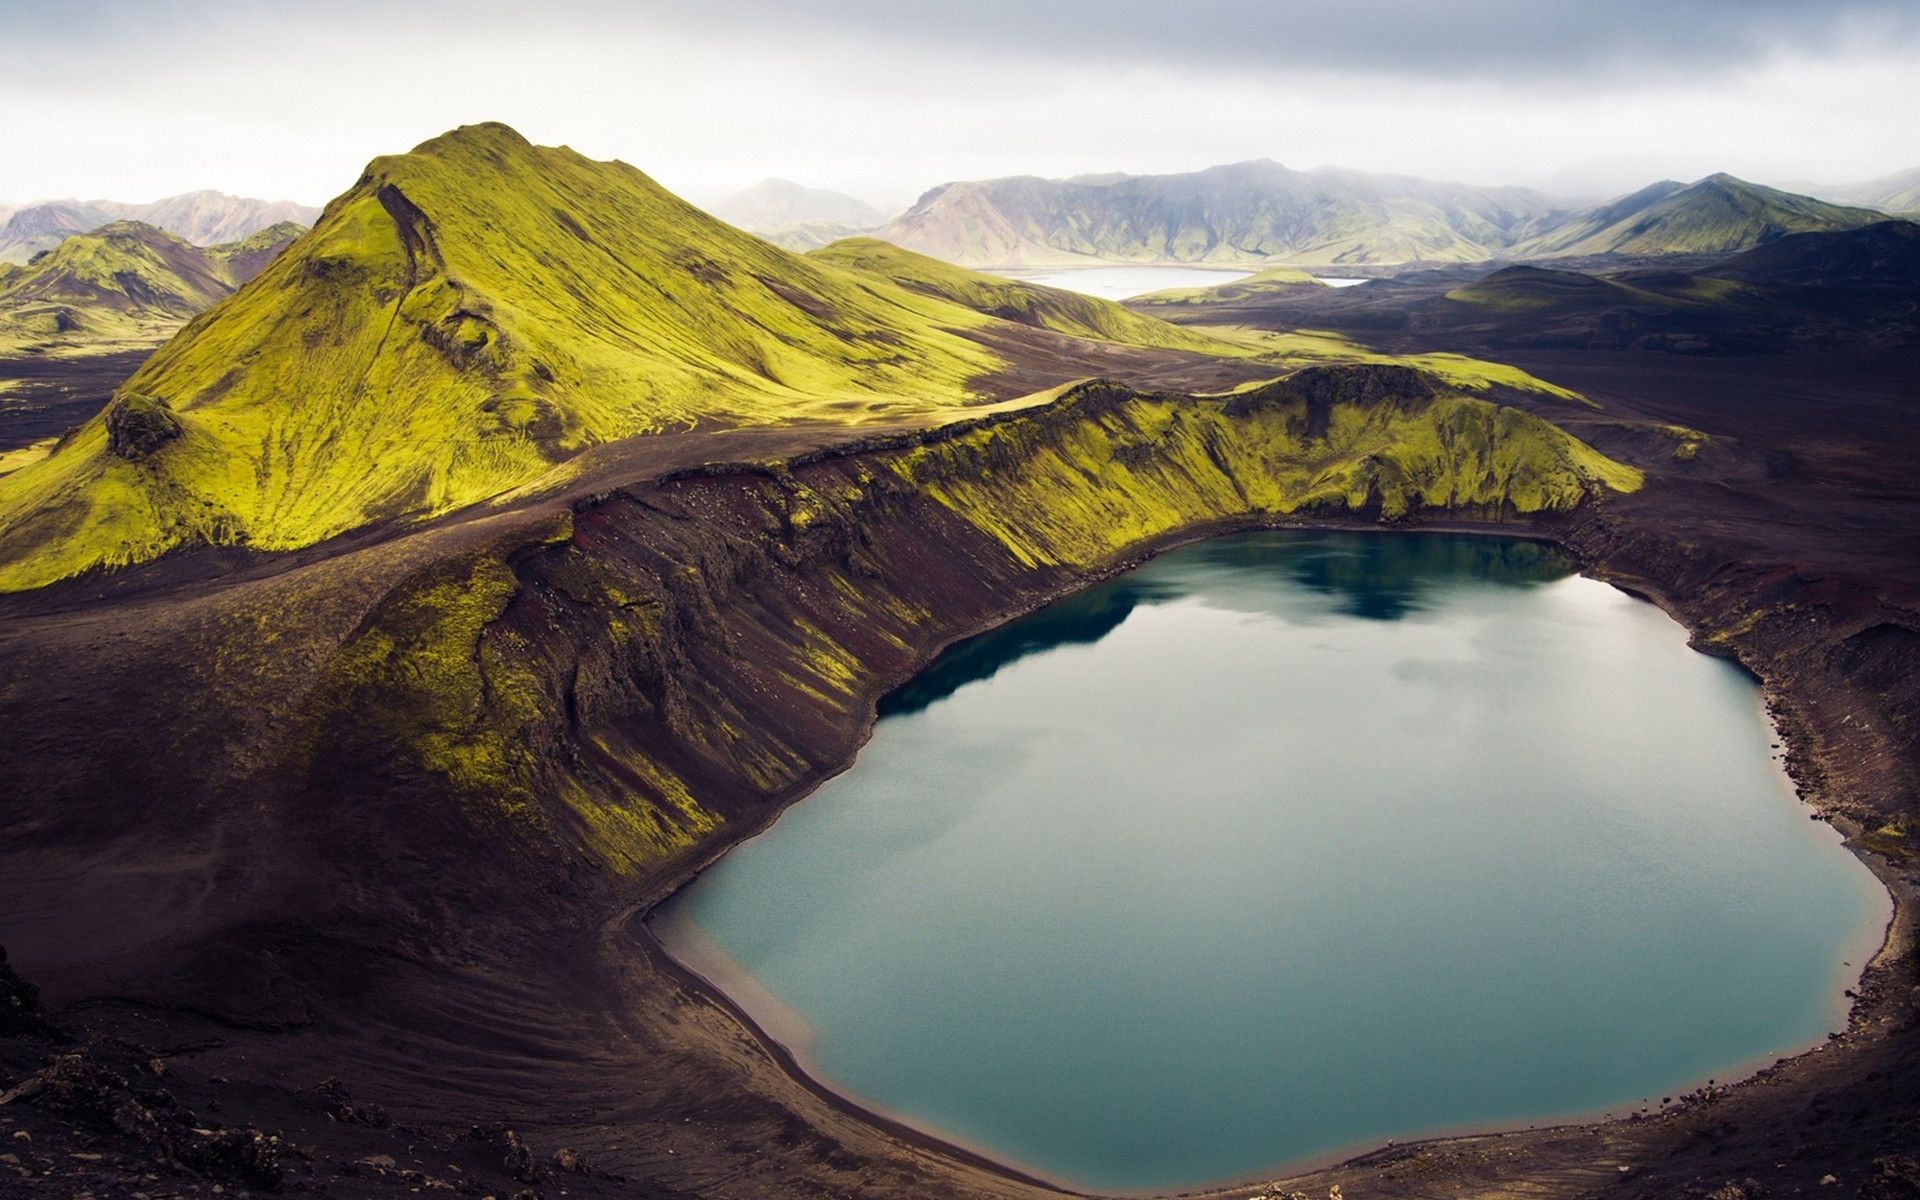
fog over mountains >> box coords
[865,161,1902,268]
[1795,166,1920,216]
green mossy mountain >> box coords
[1510,175,1888,258]
[1443,264,1670,312]
[0,124,1205,591]
[0,124,1645,595]
[0,219,306,355]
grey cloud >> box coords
[13,0,1915,81]
[615,0,1920,81]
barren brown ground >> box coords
[1,302,1915,1200]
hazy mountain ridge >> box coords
[1797,166,1920,216]
[879,159,1562,268]
[0,190,320,263]
[878,162,1899,268]
[759,220,878,252]
[711,177,887,232]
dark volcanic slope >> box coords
[0,350,155,452]
[1,130,1917,1200]
[0,364,1653,1199]
[1139,223,1920,356]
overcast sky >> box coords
[3,0,1916,212]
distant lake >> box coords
[994,266,1373,299]
[653,531,1889,1192]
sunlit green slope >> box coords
[1515,175,1887,258]
[1131,266,1330,306]
[809,237,1247,354]
[0,123,1057,591]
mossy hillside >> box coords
[757,220,875,253]
[0,123,1055,591]
[308,532,721,874]
[1445,266,1635,312]
[1244,266,1327,286]
[206,220,311,281]
[387,368,1637,875]
[5,222,228,313]
[1131,266,1330,306]
[0,125,1625,594]
[0,220,304,357]
[807,237,1247,355]
[1515,174,1889,258]
[879,375,1638,567]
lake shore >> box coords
[4,347,1915,1200]
[631,518,1907,1198]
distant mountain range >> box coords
[709,178,888,251]
[0,219,306,356]
[0,190,319,263]
[873,162,1900,268]
[1505,174,1886,258]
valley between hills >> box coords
[0,122,1916,1200]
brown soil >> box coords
[1,316,1916,1200]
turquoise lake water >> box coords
[652,531,1889,1192]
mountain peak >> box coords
[1693,171,1756,193]
[0,125,1030,589]
[409,121,537,159]
[81,219,185,243]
